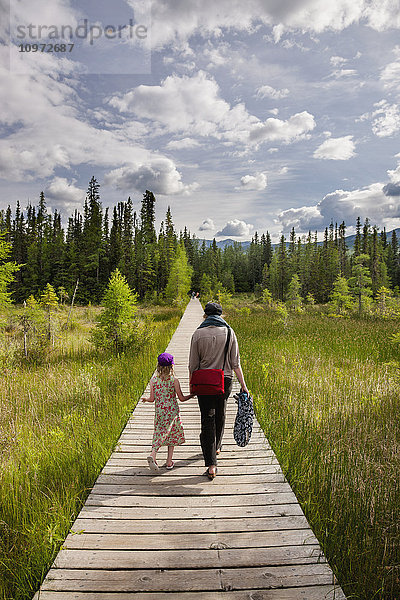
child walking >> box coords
[142,352,192,472]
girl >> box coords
[142,352,192,472]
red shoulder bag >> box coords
[190,327,231,395]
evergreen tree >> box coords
[354,216,362,257]
[0,231,21,306]
[81,177,103,302]
[165,243,193,305]
[92,268,138,354]
[329,275,353,315]
[121,197,135,286]
[286,274,303,311]
[39,283,59,341]
[349,254,373,314]
[370,226,389,294]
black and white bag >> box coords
[233,391,254,447]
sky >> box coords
[1,0,400,242]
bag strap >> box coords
[222,326,231,371]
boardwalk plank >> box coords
[41,565,336,592]
[64,529,318,550]
[54,546,324,570]
[71,515,310,534]
[33,588,346,599]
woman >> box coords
[188,301,248,479]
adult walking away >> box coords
[189,301,248,479]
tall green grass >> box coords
[0,304,183,600]
[228,306,400,599]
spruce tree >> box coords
[0,231,21,306]
[329,275,353,315]
[165,243,193,305]
[349,254,373,314]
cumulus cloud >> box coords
[276,183,400,232]
[108,71,257,142]
[383,182,400,196]
[147,1,399,49]
[256,85,289,99]
[104,158,198,196]
[360,100,400,137]
[313,135,356,160]
[237,172,268,191]
[249,111,315,144]
[217,219,254,237]
[109,72,315,148]
[44,177,85,211]
[199,218,215,231]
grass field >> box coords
[227,302,400,600]
[0,303,182,600]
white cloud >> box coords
[388,157,400,183]
[237,172,267,191]
[166,138,201,150]
[44,177,85,212]
[104,158,198,196]
[329,68,358,79]
[276,183,400,232]
[360,100,400,137]
[109,72,315,148]
[313,135,356,160]
[276,205,324,232]
[330,55,348,67]
[199,218,215,231]
[108,71,259,143]
[250,111,316,144]
[148,0,398,49]
[217,219,254,237]
[256,85,289,99]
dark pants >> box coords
[197,376,233,467]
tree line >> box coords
[1,176,400,306]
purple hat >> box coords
[158,352,174,366]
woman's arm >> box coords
[174,378,193,402]
[233,365,249,395]
[142,381,155,402]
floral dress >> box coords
[151,374,185,451]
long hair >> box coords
[157,364,174,380]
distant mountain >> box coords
[200,228,400,251]
[197,238,251,249]
[343,228,400,249]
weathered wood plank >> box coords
[53,546,323,570]
[71,515,310,534]
[42,564,337,592]
[79,503,303,520]
[101,464,281,476]
[84,492,299,508]
[64,529,318,550]
[33,587,346,600]
[95,473,286,485]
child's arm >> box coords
[142,381,155,403]
[174,378,193,402]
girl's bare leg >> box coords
[166,445,174,467]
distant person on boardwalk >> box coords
[142,352,193,472]
[189,302,248,479]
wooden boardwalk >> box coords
[35,298,346,599]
